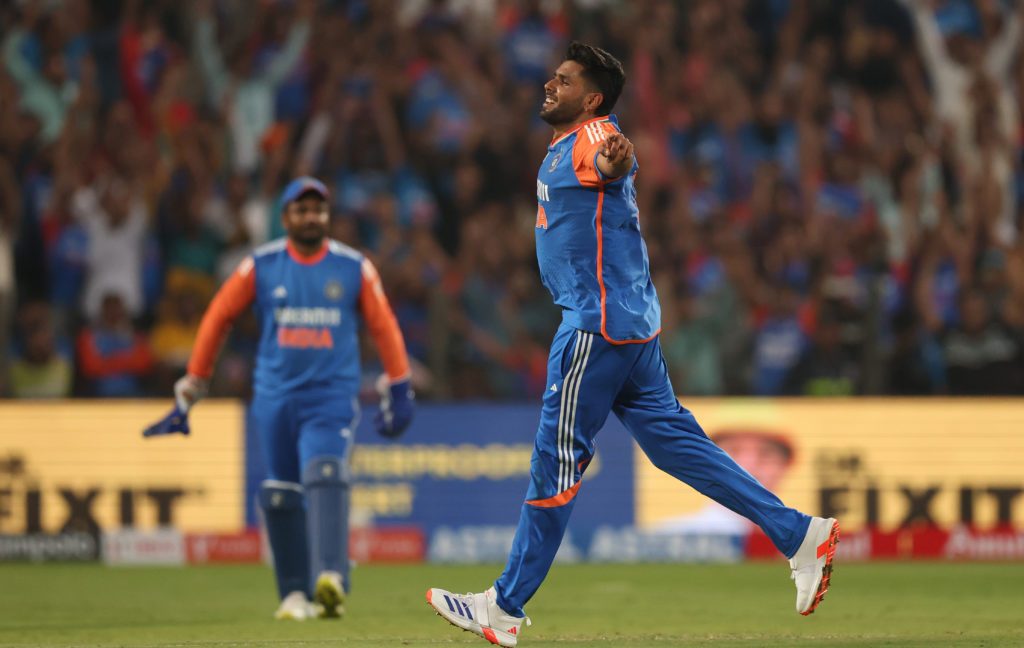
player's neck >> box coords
[288,237,326,257]
[550,112,599,141]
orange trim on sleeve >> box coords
[186,258,257,378]
[359,258,410,382]
[525,480,581,508]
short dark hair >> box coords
[565,41,625,117]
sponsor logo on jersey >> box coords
[272,285,287,299]
[274,307,341,326]
[324,279,344,301]
[274,307,341,349]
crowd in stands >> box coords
[2,0,1023,401]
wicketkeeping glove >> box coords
[142,404,191,437]
[375,378,414,438]
[142,374,208,438]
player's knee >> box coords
[302,455,351,487]
[258,480,303,511]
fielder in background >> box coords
[144,177,414,620]
[427,42,838,647]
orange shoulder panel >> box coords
[186,257,257,378]
[359,257,411,382]
[572,119,616,187]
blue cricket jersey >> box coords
[534,115,661,343]
[250,238,365,395]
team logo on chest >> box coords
[324,279,344,301]
[548,151,562,172]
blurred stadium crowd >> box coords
[1,0,1023,401]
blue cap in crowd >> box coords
[281,176,329,205]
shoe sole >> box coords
[314,576,345,619]
[801,519,840,616]
[426,590,514,647]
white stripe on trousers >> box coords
[556,331,593,494]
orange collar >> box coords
[550,116,609,147]
[286,239,328,265]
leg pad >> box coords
[259,481,310,600]
[302,456,351,593]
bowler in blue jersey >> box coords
[427,43,839,646]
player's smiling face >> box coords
[540,60,597,126]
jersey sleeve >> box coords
[186,257,257,378]
[359,257,411,382]
[572,120,625,186]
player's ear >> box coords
[584,91,604,114]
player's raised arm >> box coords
[143,258,257,437]
[358,257,414,438]
[596,130,634,180]
[571,120,634,187]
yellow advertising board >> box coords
[0,400,245,533]
[637,398,1024,533]
[4,398,1022,539]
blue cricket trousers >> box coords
[252,389,358,482]
[494,324,811,616]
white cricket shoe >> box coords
[790,516,839,615]
[314,570,346,618]
[274,590,316,620]
[426,586,531,647]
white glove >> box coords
[174,374,209,414]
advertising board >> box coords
[0,401,246,541]
[4,398,1023,562]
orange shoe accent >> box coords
[426,590,433,604]
[482,627,499,645]
[816,538,829,558]
[801,520,840,616]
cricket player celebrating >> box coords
[145,177,414,620]
[427,43,838,646]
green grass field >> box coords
[1,562,1022,647]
